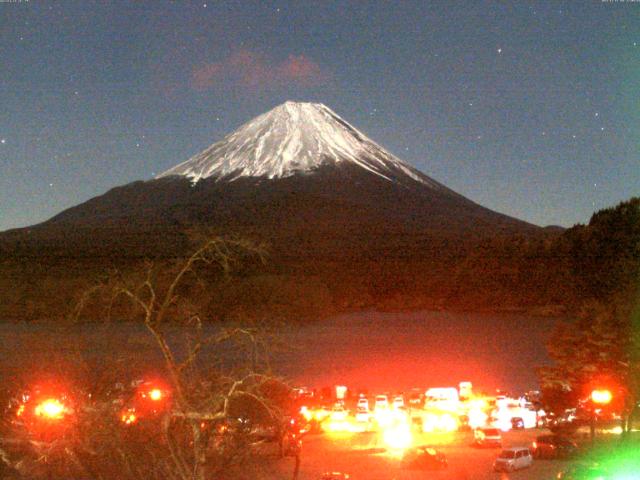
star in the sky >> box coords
[0,139,5,144]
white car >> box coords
[493,447,533,472]
[355,407,371,423]
[375,394,389,410]
[330,404,348,422]
[357,397,369,410]
[393,395,405,409]
[474,427,502,447]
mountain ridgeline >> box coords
[0,102,637,322]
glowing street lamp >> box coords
[149,388,163,401]
[591,389,612,405]
[129,382,171,420]
[34,398,66,420]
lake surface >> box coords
[0,310,559,394]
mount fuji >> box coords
[5,101,539,257]
[0,101,548,320]
[158,101,446,190]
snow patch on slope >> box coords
[157,101,441,190]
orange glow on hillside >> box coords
[34,399,66,419]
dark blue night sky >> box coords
[1,0,638,231]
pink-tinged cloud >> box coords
[191,50,328,91]
[277,55,325,85]
[192,63,225,91]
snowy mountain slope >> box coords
[157,101,446,191]
[6,99,540,261]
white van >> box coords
[493,447,533,472]
[375,394,389,410]
[357,397,369,411]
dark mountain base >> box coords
[1,173,635,325]
[0,231,570,324]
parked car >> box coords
[401,446,447,470]
[330,403,348,422]
[355,406,371,423]
[393,395,405,410]
[375,394,389,410]
[457,414,474,431]
[493,447,533,472]
[532,434,578,459]
[356,397,369,410]
[473,427,502,447]
[320,473,350,480]
[511,416,525,429]
[408,389,422,406]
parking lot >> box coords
[274,428,606,480]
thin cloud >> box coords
[192,49,329,91]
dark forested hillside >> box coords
[0,198,637,323]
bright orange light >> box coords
[375,409,393,427]
[324,420,350,433]
[121,410,137,425]
[300,406,313,421]
[495,409,512,432]
[34,399,66,419]
[422,412,458,432]
[382,422,412,450]
[591,389,612,405]
[314,409,330,422]
[149,389,163,401]
[467,406,488,429]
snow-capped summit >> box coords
[157,101,442,189]
[10,100,538,279]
